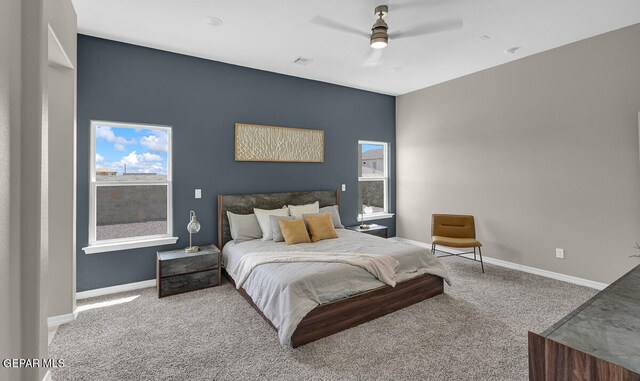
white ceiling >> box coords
[72,0,640,96]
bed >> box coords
[217,189,449,347]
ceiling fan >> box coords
[311,4,463,66]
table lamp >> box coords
[359,194,370,229]
[185,210,201,253]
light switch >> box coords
[341,184,346,191]
[195,189,202,199]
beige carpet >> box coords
[50,256,596,380]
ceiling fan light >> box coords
[370,38,388,49]
[370,16,389,49]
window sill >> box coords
[83,236,179,254]
[358,213,395,222]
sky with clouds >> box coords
[95,125,169,175]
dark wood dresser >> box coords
[528,264,640,380]
[156,245,221,298]
[346,223,388,238]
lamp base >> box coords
[359,224,371,229]
[185,246,200,253]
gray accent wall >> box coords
[77,35,396,291]
[396,23,640,284]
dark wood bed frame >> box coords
[217,189,444,347]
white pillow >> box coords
[288,201,319,220]
[254,207,290,241]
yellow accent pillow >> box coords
[278,219,311,245]
[304,213,338,242]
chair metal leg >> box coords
[478,246,485,273]
[473,247,477,261]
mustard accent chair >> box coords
[431,214,484,273]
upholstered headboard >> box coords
[217,190,340,249]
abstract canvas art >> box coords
[235,123,324,163]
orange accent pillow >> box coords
[304,213,338,242]
[278,219,311,245]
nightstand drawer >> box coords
[369,229,388,238]
[157,245,221,298]
[346,224,388,238]
[160,254,217,277]
[159,269,218,297]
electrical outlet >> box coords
[341,184,346,191]
[555,248,564,259]
[195,189,202,199]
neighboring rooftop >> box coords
[362,148,383,160]
[96,167,117,175]
[96,174,167,182]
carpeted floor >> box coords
[50,257,597,380]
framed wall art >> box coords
[234,123,324,163]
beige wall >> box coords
[22,1,49,379]
[397,23,640,284]
[0,0,48,380]
[0,0,76,379]
[46,0,77,319]
[0,1,24,379]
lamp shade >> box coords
[187,211,200,234]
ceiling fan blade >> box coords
[389,0,451,11]
[310,15,370,39]
[391,18,463,40]
[363,48,383,67]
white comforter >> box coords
[232,251,400,289]
[223,230,450,346]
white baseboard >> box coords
[48,279,156,328]
[392,237,608,290]
[43,370,51,381]
[47,311,77,328]
[76,279,156,300]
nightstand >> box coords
[346,224,388,238]
[156,244,221,298]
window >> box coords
[84,121,177,254]
[358,140,391,221]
